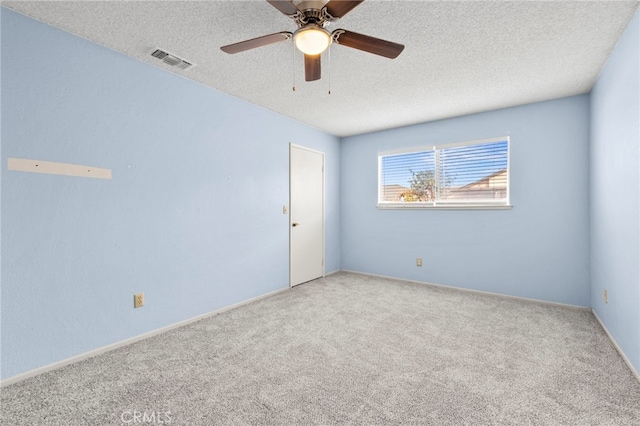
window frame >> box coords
[377,136,512,210]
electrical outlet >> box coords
[603,289,608,304]
[283,205,288,214]
[416,258,423,267]
[134,293,144,308]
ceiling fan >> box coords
[220,0,404,82]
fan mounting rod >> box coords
[293,0,330,12]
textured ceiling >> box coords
[3,0,639,137]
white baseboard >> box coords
[1,286,289,387]
[8,273,636,387]
[592,310,640,383]
[340,269,591,311]
[342,269,639,383]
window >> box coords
[378,137,510,209]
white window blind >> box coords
[378,137,510,208]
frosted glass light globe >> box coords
[294,26,331,55]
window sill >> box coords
[377,203,512,210]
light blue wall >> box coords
[341,96,591,307]
[1,9,340,380]
[3,5,638,383]
[590,10,639,374]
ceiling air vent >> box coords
[151,48,195,71]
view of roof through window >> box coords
[379,139,509,206]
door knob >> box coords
[292,222,300,227]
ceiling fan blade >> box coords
[221,32,292,54]
[304,54,321,81]
[266,0,299,16]
[332,29,404,59]
[324,0,364,19]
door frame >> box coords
[289,143,325,288]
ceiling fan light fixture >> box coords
[293,26,331,55]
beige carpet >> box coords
[2,272,639,425]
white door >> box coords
[290,144,324,287]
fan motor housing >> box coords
[292,0,334,27]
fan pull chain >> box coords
[327,46,331,95]
[291,39,296,92]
